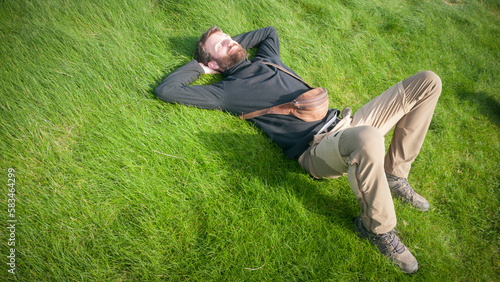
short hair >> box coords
[195,26,222,65]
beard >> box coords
[215,45,248,71]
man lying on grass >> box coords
[155,26,441,274]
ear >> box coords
[208,60,222,72]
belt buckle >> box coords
[315,112,338,135]
[315,107,352,136]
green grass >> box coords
[1,0,499,280]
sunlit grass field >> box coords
[1,0,499,280]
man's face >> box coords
[205,31,247,71]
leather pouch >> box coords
[239,87,328,122]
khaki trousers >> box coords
[299,71,442,234]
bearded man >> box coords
[155,26,441,274]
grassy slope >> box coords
[0,0,499,280]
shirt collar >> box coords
[222,59,251,76]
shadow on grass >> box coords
[455,85,500,128]
[147,35,198,90]
[196,131,358,229]
[165,35,198,58]
[147,35,208,98]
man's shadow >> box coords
[148,35,201,95]
[456,87,500,128]
[195,130,359,229]
[165,35,198,58]
[149,32,361,227]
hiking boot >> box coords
[386,173,430,211]
[354,216,419,274]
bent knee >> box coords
[356,126,385,151]
[340,126,385,159]
[420,70,442,94]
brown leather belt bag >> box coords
[239,87,328,122]
[239,61,329,122]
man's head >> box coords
[195,26,248,72]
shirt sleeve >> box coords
[232,26,280,59]
[154,59,225,110]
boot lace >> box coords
[395,177,416,199]
[376,230,406,255]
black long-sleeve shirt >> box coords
[155,26,339,159]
